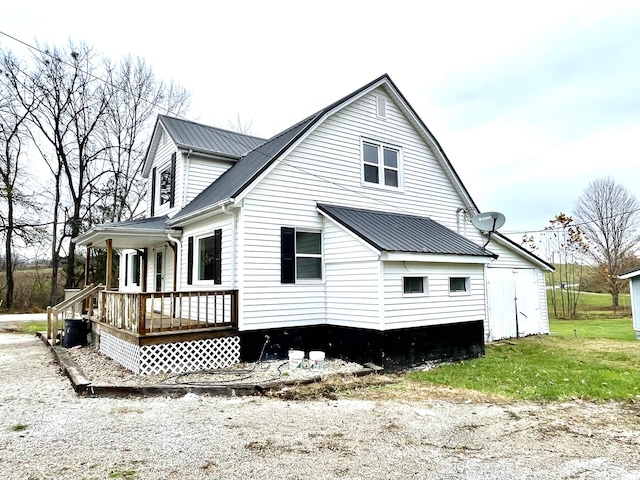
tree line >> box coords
[523,177,640,318]
[0,39,191,310]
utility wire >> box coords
[0,29,188,120]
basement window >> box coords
[403,277,427,295]
[449,277,470,294]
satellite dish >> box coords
[471,212,506,233]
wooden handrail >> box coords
[46,283,105,345]
[99,289,238,335]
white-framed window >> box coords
[449,276,470,295]
[361,139,402,188]
[187,229,222,285]
[281,227,322,283]
[403,276,428,295]
[158,167,172,205]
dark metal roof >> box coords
[98,215,171,230]
[169,75,393,224]
[159,115,266,158]
[170,112,323,222]
[318,204,495,258]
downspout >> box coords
[221,204,237,289]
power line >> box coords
[0,29,187,120]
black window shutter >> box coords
[124,254,129,286]
[151,167,157,217]
[214,229,222,285]
[187,236,194,285]
[135,254,141,286]
[169,153,176,208]
[281,227,295,284]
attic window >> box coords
[376,96,387,118]
[156,153,176,208]
[362,140,401,188]
[159,168,172,205]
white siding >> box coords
[324,219,382,328]
[630,277,640,335]
[384,262,486,329]
[184,155,234,205]
[238,88,490,330]
[177,215,234,291]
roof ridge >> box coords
[158,114,267,142]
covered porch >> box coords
[54,218,242,374]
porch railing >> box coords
[99,290,238,335]
[47,283,105,345]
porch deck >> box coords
[48,286,239,347]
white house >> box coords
[74,74,554,374]
[619,269,640,339]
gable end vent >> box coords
[376,96,387,119]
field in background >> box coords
[0,268,65,313]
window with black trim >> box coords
[131,253,141,286]
[403,276,426,294]
[281,227,322,283]
[449,277,470,293]
[159,168,172,205]
[198,229,222,284]
[362,140,400,188]
[156,153,176,208]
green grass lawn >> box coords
[408,318,640,402]
[15,321,49,334]
[547,291,631,319]
[550,318,636,341]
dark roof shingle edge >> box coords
[318,204,496,258]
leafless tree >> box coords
[573,177,640,308]
[2,39,191,305]
[0,50,46,309]
[94,55,190,223]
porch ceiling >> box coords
[74,228,181,249]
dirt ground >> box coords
[1,330,639,479]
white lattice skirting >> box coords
[99,331,241,375]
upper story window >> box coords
[159,167,173,205]
[150,153,176,216]
[362,140,401,188]
[281,227,322,283]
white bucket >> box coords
[288,350,304,369]
[309,350,325,370]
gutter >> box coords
[168,199,235,228]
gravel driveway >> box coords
[1,332,639,480]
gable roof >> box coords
[142,115,266,176]
[169,73,478,226]
[169,113,322,224]
[318,204,496,258]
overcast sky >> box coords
[3,0,640,237]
